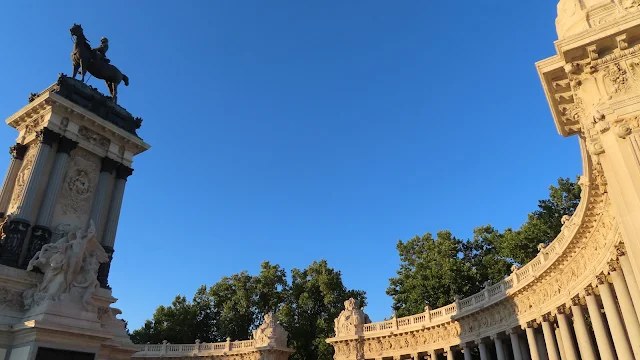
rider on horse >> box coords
[92,37,110,64]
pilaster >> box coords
[0,144,27,217]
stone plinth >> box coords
[0,75,150,360]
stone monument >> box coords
[0,24,150,360]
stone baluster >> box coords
[462,344,472,360]
[616,244,640,321]
[506,328,523,360]
[525,323,541,360]
[608,261,640,359]
[476,339,489,360]
[583,286,616,359]
[0,129,58,268]
[569,296,597,360]
[97,164,132,288]
[23,136,77,267]
[596,274,633,359]
[555,305,578,360]
[540,315,560,360]
[492,334,506,360]
[0,144,27,217]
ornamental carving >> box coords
[460,303,516,336]
[252,312,288,348]
[0,287,24,312]
[8,146,36,214]
[23,221,108,310]
[59,149,99,216]
[603,62,630,95]
[334,298,368,337]
[79,125,110,151]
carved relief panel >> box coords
[7,145,36,215]
[50,148,100,231]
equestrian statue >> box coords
[70,24,129,103]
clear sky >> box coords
[0,0,581,330]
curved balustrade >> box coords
[134,339,257,357]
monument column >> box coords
[0,144,27,217]
[476,340,489,360]
[583,287,616,359]
[540,315,560,360]
[23,136,78,266]
[462,345,472,360]
[88,157,117,229]
[596,275,633,359]
[0,128,58,267]
[524,324,541,360]
[607,261,640,359]
[616,243,640,321]
[569,297,597,360]
[555,306,578,360]
[507,329,523,360]
[97,164,133,288]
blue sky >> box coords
[0,0,581,330]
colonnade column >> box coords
[525,323,541,360]
[88,157,117,230]
[584,286,616,359]
[0,144,27,217]
[445,347,454,360]
[607,261,640,359]
[540,315,560,360]
[462,344,472,360]
[0,129,58,268]
[616,244,640,322]
[596,274,633,359]
[23,137,77,267]
[476,340,489,360]
[492,334,506,360]
[507,328,523,360]
[97,164,132,288]
[555,305,578,360]
[569,296,597,360]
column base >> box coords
[98,246,114,289]
[0,218,30,268]
[22,224,51,269]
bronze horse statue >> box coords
[70,24,129,103]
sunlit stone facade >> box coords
[326,1,640,359]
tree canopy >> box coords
[386,177,581,317]
[131,260,364,360]
[132,177,581,358]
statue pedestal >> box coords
[0,75,149,360]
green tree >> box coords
[279,260,366,360]
[462,225,512,286]
[130,295,202,344]
[386,231,476,317]
[500,177,581,264]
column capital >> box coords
[541,313,555,322]
[9,144,27,160]
[616,242,627,257]
[584,285,596,296]
[116,164,133,180]
[35,128,60,147]
[525,320,537,329]
[570,295,583,307]
[475,339,485,346]
[608,260,622,272]
[556,304,569,315]
[490,333,502,340]
[101,157,119,174]
[505,327,519,335]
[57,136,78,155]
[596,273,609,285]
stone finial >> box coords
[537,243,547,252]
[510,264,520,273]
[334,298,368,337]
[252,312,289,349]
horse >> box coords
[70,24,129,103]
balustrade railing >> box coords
[360,196,587,335]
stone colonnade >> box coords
[330,243,640,360]
[0,126,133,287]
